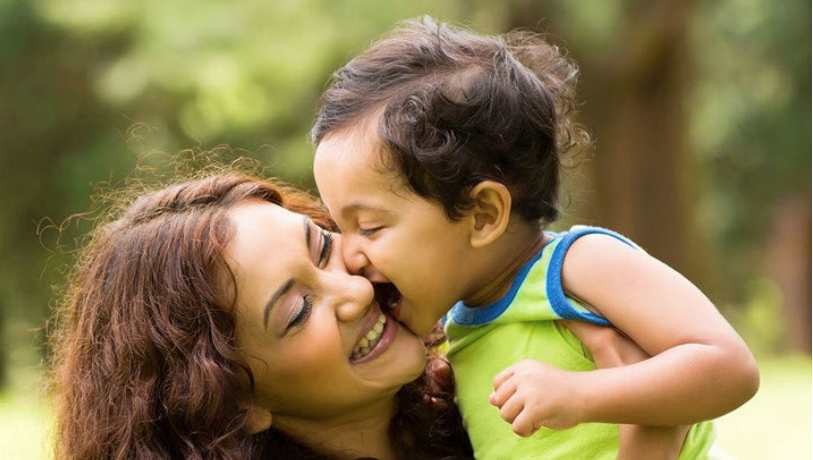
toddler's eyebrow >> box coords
[340,203,391,217]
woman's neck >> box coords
[273,397,398,460]
[463,223,547,308]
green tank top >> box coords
[444,226,729,460]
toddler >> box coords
[312,16,759,460]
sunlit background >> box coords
[0,0,809,459]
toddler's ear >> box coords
[468,181,511,248]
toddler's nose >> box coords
[341,233,372,276]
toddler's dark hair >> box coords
[312,16,588,225]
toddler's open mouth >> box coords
[374,283,401,318]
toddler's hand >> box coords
[563,321,689,460]
[489,359,583,437]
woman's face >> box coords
[223,200,426,425]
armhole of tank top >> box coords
[546,226,638,326]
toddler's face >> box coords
[314,127,477,336]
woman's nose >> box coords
[334,273,376,323]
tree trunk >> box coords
[506,0,710,289]
[766,192,812,353]
[0,308,5,387]
[580,2,707,284]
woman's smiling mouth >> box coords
[350,310,398,364]
[351,313,386,360]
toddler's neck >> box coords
[463,224,548,308]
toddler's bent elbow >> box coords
[741,355,761,401]
[709,341,760,414]
[728,348,761,408]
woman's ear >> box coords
[245,406,273,434]
[468,181,511,248]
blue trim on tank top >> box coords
[447,235,552,326]
[447,226,637,327]
[546,226,637,326]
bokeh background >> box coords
[0,0,810,459]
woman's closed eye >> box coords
[286,227,333,332]
[287,295,313,330]
[283,223,334,334]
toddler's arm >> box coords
[559,234,759,425]
[489,321,688,459]
[566,320,688,460]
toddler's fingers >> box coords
[512,410,544,438]
[493,366,516,390]
[489,377,517,407]
[497,393,525,424]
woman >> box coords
[50,169,650,460]
[50,171,471,460]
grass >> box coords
[0,381,52,459]
[714,355,811,460]
[0,355,809,459]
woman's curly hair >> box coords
[50,167,471,460]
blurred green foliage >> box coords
[694,0,810,278]
[0,0,809,388]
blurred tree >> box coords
[0,0,809,387]
[0,0,128,387]
[502,0,709,288]
[497,0,810,352]
[31,0,466,182]
[694,0,811,353]
[1,0,468,388]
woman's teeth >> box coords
[352,313,387,360]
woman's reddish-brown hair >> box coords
[50,171,333,460]
[51,165,471,460]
